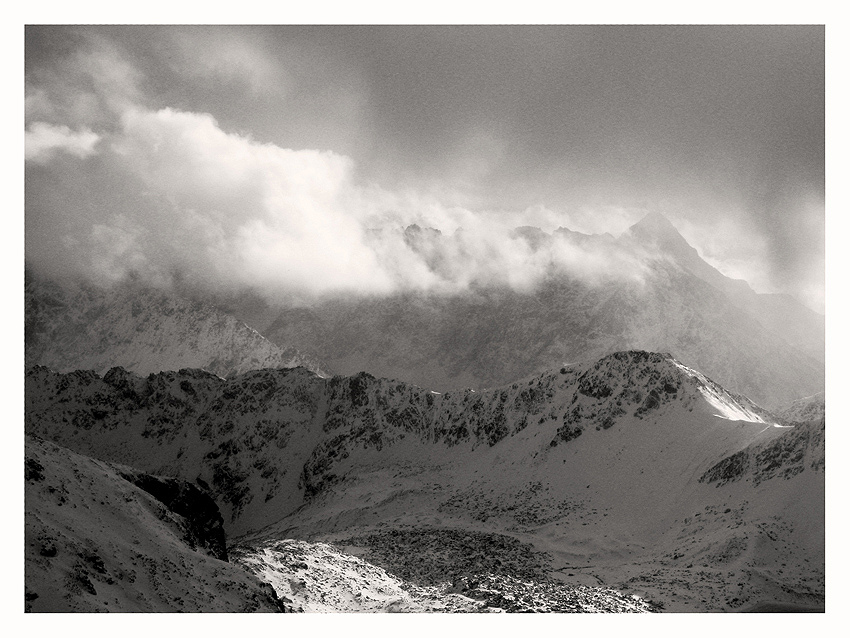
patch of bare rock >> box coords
[233,528,654,613]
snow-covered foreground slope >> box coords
[24,435,287,612]
[25,437,655,614]
[25,351,823,612]
[25,271,330,378]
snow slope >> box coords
[25,351,823,611]
[24,435,286,612]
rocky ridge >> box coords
[25,351,823,612]
[699,417,824,487]
[25,351,781,533]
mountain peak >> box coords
[627,212,689,247]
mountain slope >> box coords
[24,435,286,612]
[25,270,330,378]
[25,351,783,534]
[777,393,825,424]
[25,351,822,611]
[251,216,822,410]
[625,212,824,364]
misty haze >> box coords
[24,25,825,616]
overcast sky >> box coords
[24,25,824,311]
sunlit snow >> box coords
[671,359,776,424]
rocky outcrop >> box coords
[340,528,550,584]
[699,418,824,486]
[114,468,228,561]
[447,573,656,613]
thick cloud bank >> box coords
[26,105,647,301]
[24,26,823,311]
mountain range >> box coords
[227,214,823,411]
[24,214,823,412]
[25,350,825,612]
[23,213,825,613]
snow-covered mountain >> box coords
[777,392,826,424]
[26,434,653,613]
[247,214,822,410]
[24,351,776,530]
[625,212,824,364]
[25,350,824,611]
[25,270,330,379]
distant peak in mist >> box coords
[627,212,688,245]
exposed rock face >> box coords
[699,418,825,487]
[114,468,228,561]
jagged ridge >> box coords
[26,351,781,534]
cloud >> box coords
[25,122,100,164]
[25,28,141,129]
[104,107,393,298]
[24,26,822,311]
[31,105,646,302]
[166,28,285,98]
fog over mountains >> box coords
[23,24,826,617]
[25,270,330,379]
[23,212,827,612]
[26,213,823,410]
[215,213,823,411]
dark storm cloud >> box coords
[24,25,824,310]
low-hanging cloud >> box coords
[26,104,648,303]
